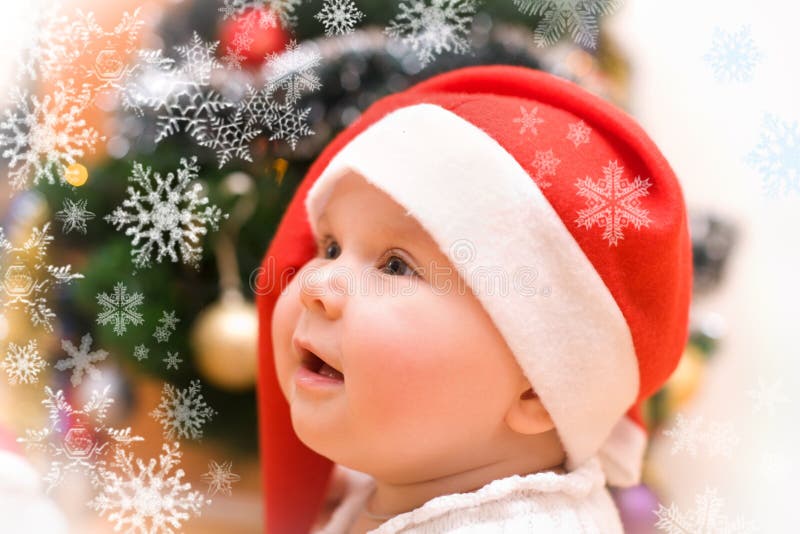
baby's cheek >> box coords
[270,281,303,399]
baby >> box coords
[256,65,692,533]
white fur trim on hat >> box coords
[304,103,642,486]
[0,451,68,533]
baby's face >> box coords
[271,171,537,482]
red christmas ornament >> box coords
[218,6,290,69]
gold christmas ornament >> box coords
[663,344,706,412]
[191,292,258,391]
[191,171,259,391]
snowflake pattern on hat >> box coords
[530,149,561,189]
[574,160,653,246]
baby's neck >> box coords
[363,455,566,520]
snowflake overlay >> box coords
[133,344,149,362]
[201,460,241,497]
[125,31,236,159]
[105,157,227,270]
[385,0,478,67]
[1,339,47,385]
[0,80,103,191]
[153,310,180,344]
[55,332,109,387]
[654,486,757,534]
[163,352,183,371]
[745,113,800,197]
[315,0,365,37]
[199,100,261,168]
[90,441,209,534]
[0,222,83,331]
[513,105,545,136]
[96,282,145,335]
[566,119,591,147]
[219,0,304,30]
[746,376,789,417]
[67,9,146,110]
[267,100,315,150]
[264,40,323,105]
[18,385,143,492]
[662,412,740,460]
[574,160,652,246]
[513,0,623,49]
[150,380,217,441]
[703,26,762,83]
[219,4,278,69]
[530,149,561,189]
[151,32,231,144]
[15,5,77,82]
[55,197,96,234]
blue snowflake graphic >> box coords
[703,26,763,83]
[745,113,800,197]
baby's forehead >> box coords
[317,205,423,242]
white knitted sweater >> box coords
[312,455,625,534]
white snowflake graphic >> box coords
[662,412,740,460]
[67,9,145,110]
[703,26,763,83]
[153,327,171,344]
[654,486,758,534]
[512,105,545,136]
[220,3,278,69]
[174,31,223,86]
[267,101,315,150]
[745,113,800,197]
[150,379,217,441]
[153,310,180,343]
[0,222,84,331]
[530,149,561,189]
[15,5,77,82]
[513,0,623,49]
[18,385,143,492]
[155,84,233,146]
[55,332,108,387]
[133,344,149,362]
[745,376,789,417]
[104,157,227,270]
[574,160,652,246]
[163,352,183,371]
[55,197,96,234]
[385,0,478,67]
[1,339,47,385]
[220,0,303,29]
[199,101,261,168]
[0,79,103,191]
[158,310,180,330]
[90,441,209,534]
[127,32,235,151]
[96,282,145,335]
[201,460,241,497]
[315,0,365,36]
[241,84,315,150]
[566,119,591,147]
[264,39,323,105]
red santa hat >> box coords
[255,64,692,534]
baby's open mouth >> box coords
[301,349,344,382]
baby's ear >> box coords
[504,384,556,435]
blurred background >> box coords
[0,0,796,532]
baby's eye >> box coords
[319,238,341,260]
[381,254,418,277]
[317,237,419,277]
